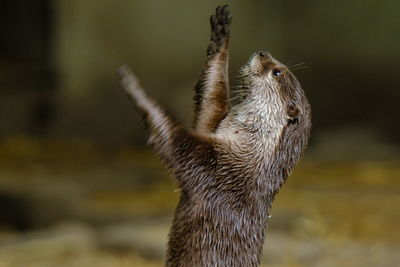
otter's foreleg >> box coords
[118,66,213,188]
[118,66,176,143]
[193,5,231,134]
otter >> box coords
[118,5,311,267]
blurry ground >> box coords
[0,137,399,267]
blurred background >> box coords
[0,0,399,266]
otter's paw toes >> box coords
[216,5,232,29]
[208,5,231,54]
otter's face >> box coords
[244,51,284,80]
[241,51,291,97]
[240,51,311,131]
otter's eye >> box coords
[272,69,281,77]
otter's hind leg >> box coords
[193,5,232,134]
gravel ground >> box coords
[0,138,399,266]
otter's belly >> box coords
[166,196,268,267]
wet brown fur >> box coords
[118,5,311,267]
[193,6,231,134]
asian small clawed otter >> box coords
[118,5,311,267]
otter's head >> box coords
[239,50,311,131]
[238,51,311,179]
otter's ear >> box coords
[287,105,299,125]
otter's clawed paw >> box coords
[208,5,232,55]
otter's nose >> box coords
[258,51,271,58]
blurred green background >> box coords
[0,0,399,266]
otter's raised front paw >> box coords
[208,5,232,55]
